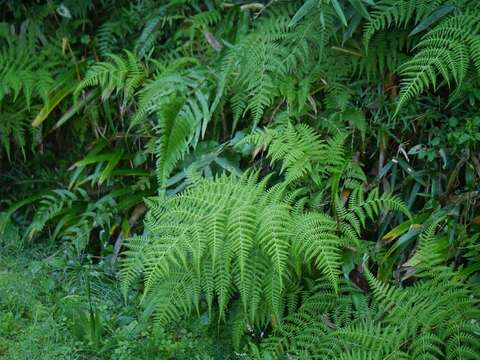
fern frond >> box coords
[363,0,448,48]
[120,235,150,296]
[266,258,479,359]
[228,200,256,303]
[25,189,79,240]
[121,171,352,332]
[154,98,194,188]
[397,13,480,110]
[257,203,291,288]
[76,50,145,103]
[294,213,342,290]
[242,123,328,185]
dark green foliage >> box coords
[1,1,480,359]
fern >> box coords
[241,123,409,244]
[360,0,480,109]
[187,10,221,38]
[0,24,54,107]
[263,224,480,359]
[135,14,183,58]
[25,189,80,240]
[76,50,145,104]
[293,213,342,290]
[24,187,119,254]
[122,162,410,339]
[356,31,412,80]
[242,123,347,186]
[223,34,287,128]
[363,0,449,48]
[0,108,29,160]
[397,12,480,110]
[121,172,345,328]
[221,6,335,128]
[96,21,122,56]
[0,23,54,157]
[3,2,480,358]
[153,98,194,189]
[132,58,218,187]
[336,187,411,244]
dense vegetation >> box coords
[1,0,479,358]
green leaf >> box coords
[289,0,317,27]
[343,108,366,140]
[110,169,151,177]
[458,262,480,278]
[348,0,370,19]
[73,151,124,167]
[382,213,430,243]
[214,157,242,175]
[0,193,48,232]
[32,82,77,127]
[50,89,98,131]
[396,158,427,186]
[331,0,347,27]
[198,90,211,139]
[99,149,124,184]
[409,3,456,36]
[381,226,422,264]
[343,12,363,42]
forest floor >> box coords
[0,244,236,360]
